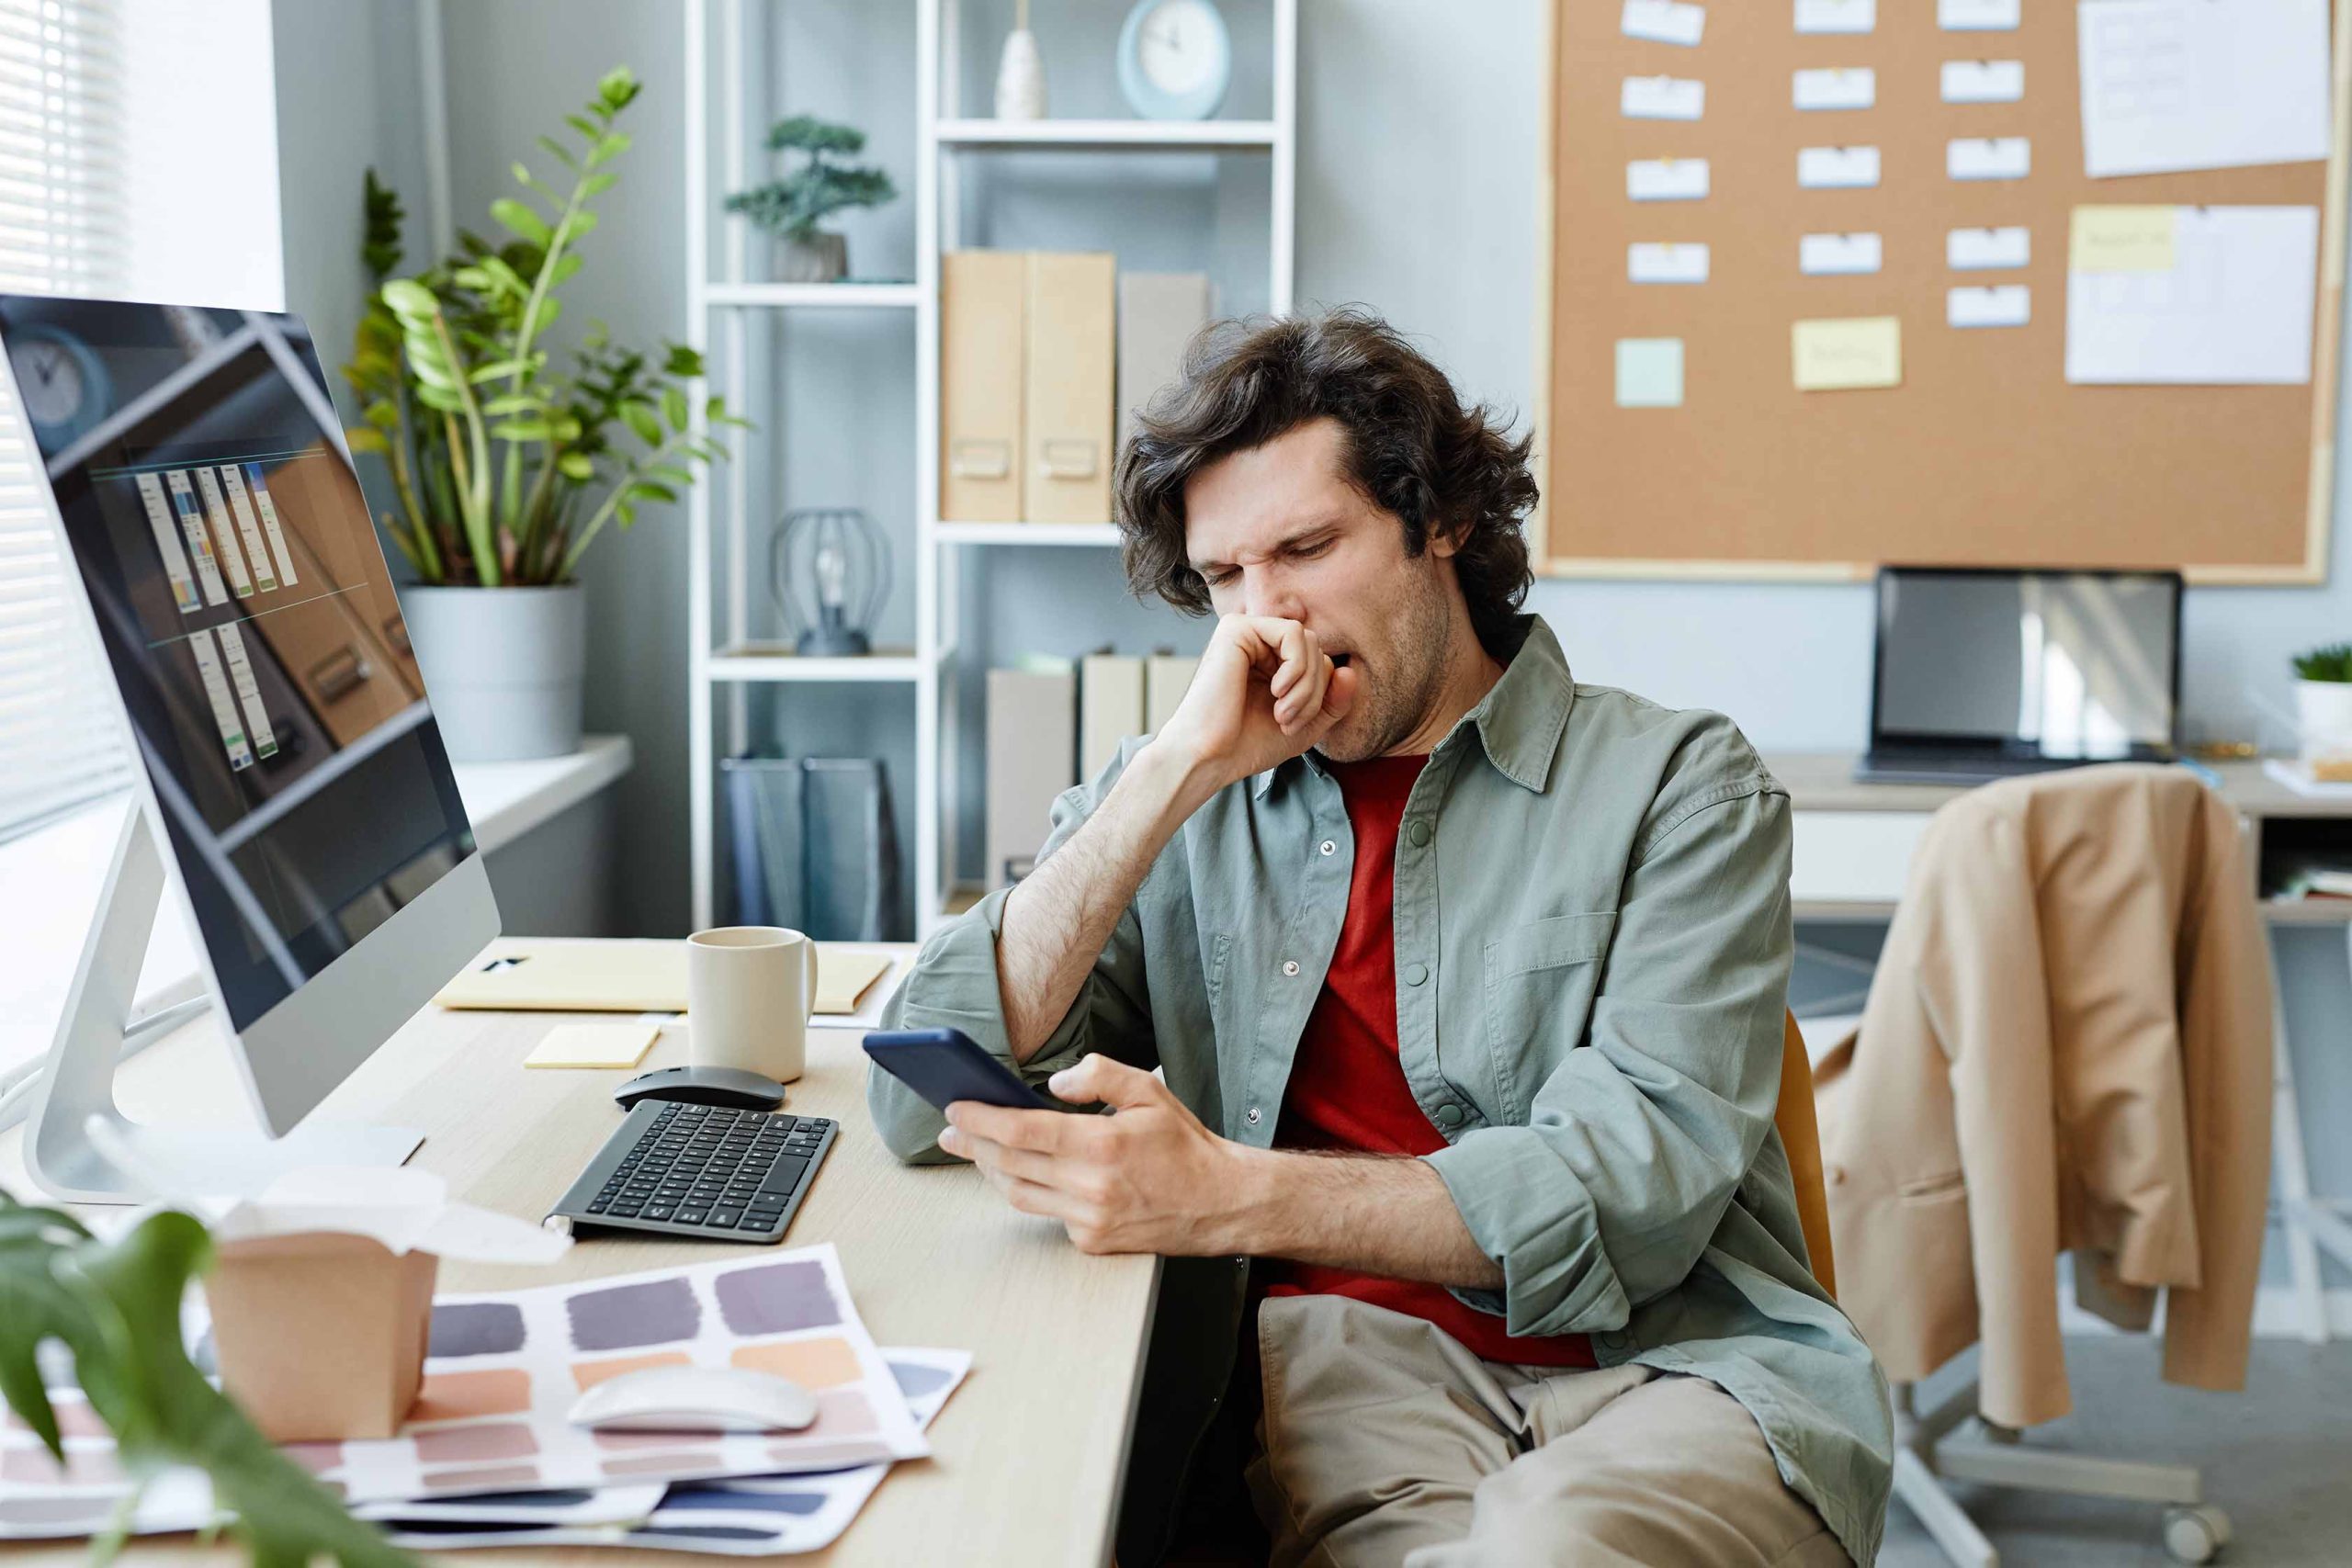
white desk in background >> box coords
[1767,751,2352,1344]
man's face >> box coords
[1182,417,1461,762]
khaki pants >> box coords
[1244,1296,1850,1568]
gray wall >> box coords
[279,1,2352,1278]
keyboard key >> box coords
[677,1208,707,1224]
[645,1204,675,1221]
[709,1207,741,1226]
[758,1156,810,1197]
[586,1199,610,1213]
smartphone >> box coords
[862,1027,1055,1113]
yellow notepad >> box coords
[525,1021,663,1069]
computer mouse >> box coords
[566,1365,819,1433]
[614,1064,785,1111]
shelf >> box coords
[703,281,922,309]
[706,645,925,682]
[454,735,636,855]
[932,522,1122,547]
[936,118,1280,152]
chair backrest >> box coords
[1776,1011,1837,1299]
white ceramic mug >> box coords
[686,926,818,1082]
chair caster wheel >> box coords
[2163,1505,2231,1562]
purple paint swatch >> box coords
[888,1359,954,1398]
[414,1422,538,1463]
[566,1276,701,1351]
[713,1260,836,1337]
[431,1302,527,1358]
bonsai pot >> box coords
[775,231,848,283]
[398,582,586,762]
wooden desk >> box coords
[1770,752,2352,925]
[0,952,1158,1566]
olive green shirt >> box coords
[868,615,1892,1563]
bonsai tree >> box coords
[0,1188,413,1563]
[2292,643,2352,682]
[344,67,746,588]
[723,115,896,276]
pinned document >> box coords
[1623,75,1704,119]
[1799,146,1880,189]
[134,472,201,615]
[1941,60,2023,104]
[1627,158,1710,201]
[1948,137,2030,181]
[2078,0,2328,178]
[1615,339,1685,408]
[1800,233,1883,276]
[1948,285,2030,329]
[1629,243,1710,284]
[187,627,254,771]
[1948,227,2030,270]
[1794,0,1873,34]
[1792,318,1901,391]
[193,467,258,599]
[1794,68,1875,111]
[1622,0,1704,45]
[2065,205,2320,385]
[1939,0,2018,28]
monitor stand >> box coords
[24,807,424,1205]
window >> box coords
[0,0,135,839]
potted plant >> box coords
[722,115,898,283]
[344,67,744,762]
[0,1188,414,1563]
[2292,642,2352,766]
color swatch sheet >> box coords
[0,1245,946,1551]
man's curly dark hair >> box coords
[1114,307,1538,656]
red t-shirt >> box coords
[1261,750,1596,1369]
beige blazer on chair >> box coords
[1813,766,2272,1429]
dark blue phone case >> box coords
[862,1027,1054,1112]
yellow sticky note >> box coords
[1792,317,1902,391]
[526,1021,663,1069]
[2070,206,2177,273]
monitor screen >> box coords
[2,299,474,1032]
[1872,568,2181,759]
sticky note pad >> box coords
[1615,338,1684,408]
[526,1021,662,1069]
[1792,318,1902,391]
[2070,206,2177,273]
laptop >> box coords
[1857,566,2183,785]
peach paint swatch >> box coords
[570,1350,693,1393]
[729,1336,862,1389]
[410,1368,532,1423]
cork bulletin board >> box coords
[1533,0,2350,583]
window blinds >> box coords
[0,0,134,841]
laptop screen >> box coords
[1871,568,2181,759]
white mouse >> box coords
[566,1365,820,1434]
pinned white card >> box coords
[1801,232,1883,275]
[1627,158,1711,200]
[1939,0,2019,29]
[1941,59,2024,102]
[1948,226,2031,269]
[1794,68,1875,110]
[1795,0,1874,34]
[1949,136,2030,180]
[1949,284,2031,327]
[1629,243,1711,284]
[1623,75,1705,119]
[1798,145,1881,188]
[1623,0,1705,46]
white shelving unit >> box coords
[684,0,1296,934]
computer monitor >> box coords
[1865,565,2182,777]
[1,297,499,1201]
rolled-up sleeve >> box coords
[866,749,1160,1164]
[1421,783,1792,1337]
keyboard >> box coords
[546,1100,835,1243]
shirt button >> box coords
[1407,819,1432,848]
[1598,1331,1629,1352]
[1318,840,1337,856]
[1246,1107,1262,1126]
[1403,962,1429,987]
[1282,960,1300,976]
[1434,1102,1464,1127]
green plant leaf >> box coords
[536,134,578,169]
[558,452,595,480]
[620,401,662,445]
[548,253,584,287]
[628,479,679,504]
[490,420,555,442]
[661,387,689,431]
[363,399,402,431]
[490,197,550,248]
[480,393,543,416]
[345,427,390,455]
[587,131,632,168]
[580,171,618,198]
[379,278,439,320]
[648,462,695,487]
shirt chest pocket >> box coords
[1481,911,1617,1090]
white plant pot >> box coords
[399,583,586,763]
[774,232,847,284]
[995,27,1047,119]
[2297,679,2352,762]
